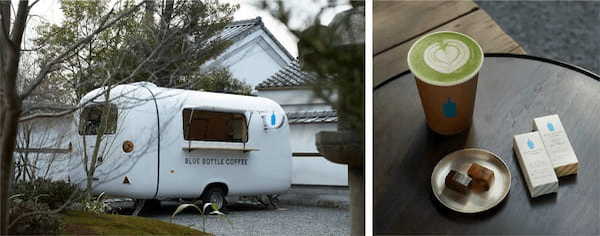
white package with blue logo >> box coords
[533,114,579,177]
[513,132,559,198]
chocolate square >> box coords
[468,163,494,191]
[445,170,472,193]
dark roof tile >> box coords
[287,110,337,124]
[255,60,318,89]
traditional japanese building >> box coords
[204,17,347,186]
[255,61,346,186]
[201,17,294,88]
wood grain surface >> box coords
[373,56,600,234]
[373,1,525,88]
[373,0,477,55]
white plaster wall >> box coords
[17,115,78,181]
[293,157,347,186]
[224,43,283,87]
[290,123,336,152]
[289,123,348,186]
[203,29,293,89]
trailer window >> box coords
[182,109,248,143]
[79,104,118,135]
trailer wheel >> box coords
[202,187,226,212]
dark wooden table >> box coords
[374,55,600,235]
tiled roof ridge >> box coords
[255,60,319,89]
[287,110,337,124]
[287,110,336,117]
[226,17,262,27]
[220,17,294,61]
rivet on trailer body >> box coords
[123,176,131,184]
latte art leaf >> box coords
[424,39,470,74]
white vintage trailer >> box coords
[69,82,291,210]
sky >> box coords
[220,0,352,57]
[26,0,352,58]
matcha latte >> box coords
[408,31,482,135]
[408,31,483,86]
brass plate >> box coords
[431,148,511,213]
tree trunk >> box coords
[143,0,155,26]
[160,0,174,32]
[154,0,174,87]
[0,109,20,234]
[0,39,23,236]
[0,1,28,232]
[0,47,23,236]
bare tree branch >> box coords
[18,1,145,101]
[28,0,41,9]
[10,0,29,48]
[19,36,165,123]
[0,1,13,50]
[20,45,43,52]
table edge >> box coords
[374,53,600,90]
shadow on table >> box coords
[411,122,474,185]
[376,122,472,219]
[430,187,509,223]
[558,173,577,186]
[521,173,576,206]
[423,124,474,151]
[377,121,480,232]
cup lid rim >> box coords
[407,31,484,87]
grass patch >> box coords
[61,211,209,235]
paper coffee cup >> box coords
[407,31,483,135]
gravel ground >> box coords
[477,1,600,74]
[145,203,350,236]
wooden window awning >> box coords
[15,143,72,154]
[292,152,323,157]
[182,145,258,153]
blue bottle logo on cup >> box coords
[442,98,457,118]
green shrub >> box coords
[12,178,82,210]
[80,193,111,214]
[8,198,63,235]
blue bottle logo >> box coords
[442,98,457,118]
[527,139,535,149]
[271,112,276,126]
[547,122,555,132]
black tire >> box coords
[145,199,162,210]
[132,199,160,216]
[202,187,226,212]
[267,194,280,209]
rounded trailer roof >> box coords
[80,82,284,113]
